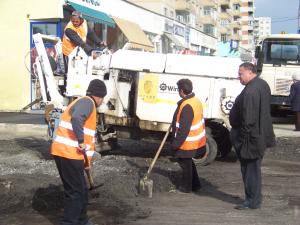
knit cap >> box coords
[86,79,107,97]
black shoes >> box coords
[192,185,202,193]
[178,186,191,193]
[235,202,260,210]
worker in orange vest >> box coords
[51,79,107,225]
[62,11,106,71]
[171,79,206,193]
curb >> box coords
[0,123,48,136]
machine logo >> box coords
[159,82,178,93]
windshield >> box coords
[263,38,300,65]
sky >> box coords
[255,0,299,34]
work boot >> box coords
[79,220,98,225]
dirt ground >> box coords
[0,127,300,225]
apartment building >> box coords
[254,17,271,44]
[127,0,176,18]
[127,0,255,54]
[199,0,218,37]
[240,0,255,50]
[128,0,217,55]
[230,0,242,43]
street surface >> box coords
[0,113,299,225]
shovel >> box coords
[139,126,171,198]
[83,150,95,190]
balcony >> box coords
[231,21,241,29]
[219,11,231,19]
[175,0,195,13]
[218,26,231,34]
[247,5,254,12]
[199,15,217,26]
[231,34,241,41]
[231,9,241,17]
[219,0,230,7]
[231,0,242,4]
[201,0,218,7]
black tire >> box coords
[96,125,120,152]
[206,121,232,158]
[193,134,217,166]
[95,137,119,152]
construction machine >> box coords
[32,33,244,165]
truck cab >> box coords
[255,34,300,116]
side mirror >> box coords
[255,46,261,58]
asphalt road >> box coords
[0,112,299,225]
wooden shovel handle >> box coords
[145,126,171,178]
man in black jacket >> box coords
[171,79,206,193]
[229,62,275,210]
[288,74,300,131]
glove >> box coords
[77,143,87,154]
[98,41,107,47]
[82,44,93,56]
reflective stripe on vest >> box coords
[62,20,88,56]
[51,96,96,160]
[175,96,206,150]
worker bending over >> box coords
[51,79,107,225]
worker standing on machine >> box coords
[62,11,106,71]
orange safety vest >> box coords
[51,96,96,161]
[175,96,206,150]
[62,20,88,56]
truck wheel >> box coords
[206,121,232,158]
[193,134,217,166]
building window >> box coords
[220,19,229,26]
[30,22,61,48]
[203,24,214,36]
[233,16,239,22]
[164,7,168,16]
[232,4,240,11]
[204,6,212,16]
[170,11,174,18]
[221,34,227,42]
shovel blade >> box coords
[139,178,153,198]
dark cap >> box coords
[71,11,83,19]
[86,79,107,98]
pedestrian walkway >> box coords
[0,111,47,136]
[0,111,44,124]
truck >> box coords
[32,33,244,165]
[255,34,300,116]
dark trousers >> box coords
[239,157,262,208]
[295,111,300,130]
[54,156,88,225]
[178,158,201,191]
[63,54,69,74]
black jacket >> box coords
[229,77,276,159]
[288,81,300,112]
[65,26,102,55]
[171,93,206,158]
